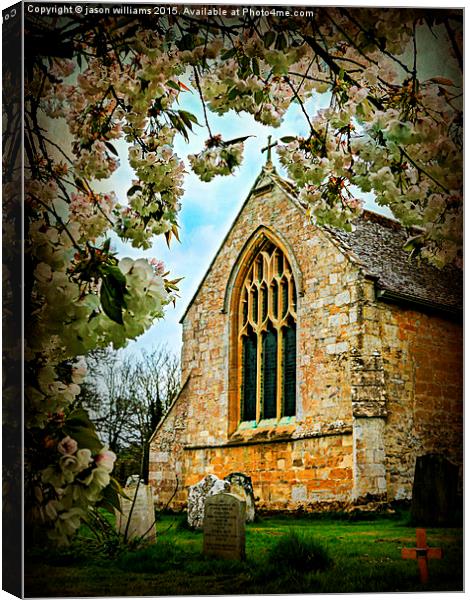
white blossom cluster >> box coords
[189,142,244,182]
[40,436,116,545]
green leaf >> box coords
[166,80,180,91]
[254,90,264,105]
[223,135,254,146]
[168,113,189,142]
[221,47,237,60]
[178,110,194,131]
[179,33,195,51]
[100,267,128,325]
[179,110,199,125]
[280,136,297,143]
[275,32,287,51]
[227,87,239,101]
[103,265,127,290]
[62,409,103,454]
[104,141,119,156]
[100,281,123,324]
[127,184,142,197]
[99,478,126,513]
[64,409,93,430]
[139,78,150,91]
[264,30,276,48]
[252,57,260,77]
[74,176,87,193]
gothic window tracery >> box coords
[237,241,297,422]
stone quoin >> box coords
[148,163,462,513]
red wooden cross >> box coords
[401,528,443,584]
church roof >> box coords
[324,211,462,315]
[179,166,462,322]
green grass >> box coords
[24,511,463,596]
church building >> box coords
[149,162,462,512]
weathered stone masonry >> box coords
[149,166,462,512]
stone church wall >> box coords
[182,431,354,511]
[378,304,463,500]
[148,378,190,509]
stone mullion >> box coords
[255,315,263,422]
[276,325,283,419]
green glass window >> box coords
[241,329,257,421]
[282,323,296,417]
[238,242,297,423]
[262,329,277,419]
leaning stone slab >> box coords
[187,474,230,529]
[116,479,156,542]
[203,492,246,561]
[224,472,256,522]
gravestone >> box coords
[203,492,246,560]
[116,478,156,542]
[411,454,460,526]
[187,474,230,529]
[224,472,256,522]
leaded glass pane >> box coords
[251,288,258,324]
[283,324,296,416]
[262,329,277,419]
[272,283,278,319]
[242,330,257,421]
[281,279,288,318]
[261,284,268,321]
[242,289,248,325]
[277,252,283,276]
[257,255,264,281]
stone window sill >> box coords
[237,416,296,431]
[183,420,352,451]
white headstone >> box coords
[187,474,230,529]
[203,492,246,560]
[116,481,156,542]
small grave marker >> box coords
[401,528,442,584]
[203,492,246,560]
[116,479,156,542]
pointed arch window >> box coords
[237,241,297,423]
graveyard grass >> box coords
[25,509,463,596]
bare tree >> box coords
[76,346,180,483]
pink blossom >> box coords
[149,258,165,276]
[95,449,117,473]
[57,436,78,456]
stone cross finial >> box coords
[261,135,277,166]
